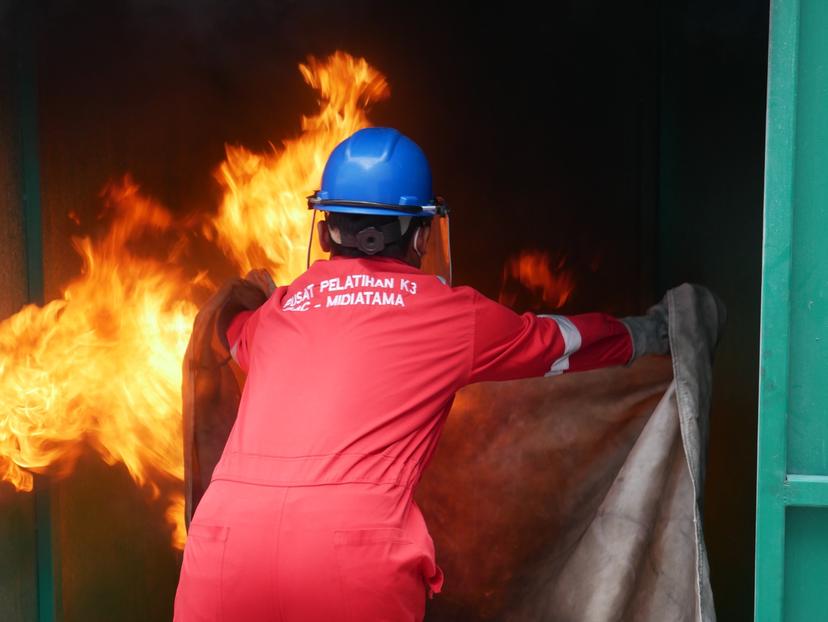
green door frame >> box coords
[756,0,828,620]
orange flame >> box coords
[0,52,386,549]
[0,179,200,547]
[498,250,575,311]
[211,52,390,280]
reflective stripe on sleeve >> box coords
[539,314,582,376]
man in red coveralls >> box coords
[173,127,669,621]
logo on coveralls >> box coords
[281,274,418,312]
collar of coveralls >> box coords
[320,254,422,273]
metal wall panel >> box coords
[756,0,828,619]
[0,4,41,621]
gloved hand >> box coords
[243,268,277,297]
[215,269,276,349]
[620,294,670,364]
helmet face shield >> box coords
[305,207,327,269]
[305,210,452,286]
[419,213,452,286]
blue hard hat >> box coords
[308,127,446,218]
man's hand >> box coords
[244,269,277,297]
[215,269,276,350]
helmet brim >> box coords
[312,203,434,218]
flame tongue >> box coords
[0,53,387,549]
[211,52,390,282]
[0,179,197,545]
[499,250,575,311]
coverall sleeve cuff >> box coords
[619,318,637,367]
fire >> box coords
[0,179,199,546]
[211,52,390,281]
[499,249,575,311]
[0,52,386,549]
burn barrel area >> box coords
[0,1,768,620]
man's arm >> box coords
[465,289,669,385]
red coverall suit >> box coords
[173,254,633,621]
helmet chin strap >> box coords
[413,227,423,258]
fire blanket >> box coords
[177,255,722,622]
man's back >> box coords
[215,253,632,491]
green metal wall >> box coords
[0,5,50,621]
[0,20,39,622]
[756,0,828,620]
